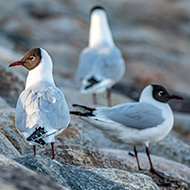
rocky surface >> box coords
[0,155,69,190]
[0,0,190,189]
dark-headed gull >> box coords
[77,6,125,106]
[70,84,183,177]
[9,48,70,159]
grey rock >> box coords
[174,112,190,133]
[15,155,126,190]
[0,96,11,109]
[86,167,159,190]
[0,133,20,158]
[0,108,31,154]
[99,148,190,183]
[150,133,190,168]
[0,154,69,190]
[0,58,25,106]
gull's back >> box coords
[16,82,70,139]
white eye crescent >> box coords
[29,56,35,61]
[158,91,164,96]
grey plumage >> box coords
[16,82,70,138]
[94,102,164,130]
[77,45,125,87]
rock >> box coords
[99,148,190,183]
[15,155,126,190]
[0,154,69,190]
[86,167,159,190]
[0,133,20,158]
[0,96,11,109]
[150,134,190,168]
[0,108,30,154]
[42,144,130,170]
[56,125,98,151]
[174,112,190,133]
[0,58,25,106]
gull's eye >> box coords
[158,91,164,96]
[29,56,35,61]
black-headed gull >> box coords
[9,48,70,159]
[71,84,183,177]
[77,6,125,106]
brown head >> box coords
[9,48,42,70]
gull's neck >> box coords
[25,49,55,89]
[89,10,114,48]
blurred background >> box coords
[0,0,190,147]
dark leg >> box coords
[146,146,165,178]
[107,88,111,107]
[33,145,36,156]
[92,93,97,105]
[51,142,55,159]
[134,146,142,170]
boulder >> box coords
[0,154,69,190]
[0,108,30,154]
[0,133,20,158]
[99,148,190,184]
[15,155,126,190]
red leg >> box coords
[107,88,111,107]
[33,145,36,156]
[134,146,142,170]
[51,142,55,159]
[146,146,165,178]
[92,93,97,105]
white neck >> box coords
[89,10,114,48]
[25,48,55,89]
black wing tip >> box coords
[27,126,47,142]
[72,104,81,107]
[72,104,95,111]
[34,138,46,145]
[90,5,105,14]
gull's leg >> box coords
[51,142,55,159]
[134,146,142,170]
[92,93,97,105]
[146,146,165,178]
[107,88,111,107]
[33,145,36,156]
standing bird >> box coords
[70,84,183,177]
[9,48,70,159]
[77,6,125,106]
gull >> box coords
[77,6,125,106]
[70,84,183,177]
[9,48,70,159]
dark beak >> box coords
[169,95,183,100]
[9,61,24,67]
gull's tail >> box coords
[70,104,95,117]
[27,125,47,145]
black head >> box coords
[90,5,106,14]
[152,84,183,103]
[9,48,42,71]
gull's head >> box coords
[9,48,52,71]
[90,5,107,22]
[139,84,183,104]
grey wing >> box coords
[96,102,164,130]
[77,46,125,81]
[94,46,125,81]
[77,48,97,80]
[16,86,70,137]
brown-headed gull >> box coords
[9,48,70,159]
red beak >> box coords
[9,61,24,67]
[169,95,183,100]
